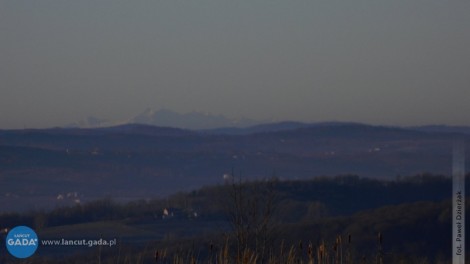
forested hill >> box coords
[0,123,468,211]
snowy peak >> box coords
[130,108,258,130]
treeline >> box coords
[0,173,464,231]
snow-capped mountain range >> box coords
[68,108,259,130]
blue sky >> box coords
[1,0,469,128]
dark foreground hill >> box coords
[0,122,468,211]
[0,176,466,263]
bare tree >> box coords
[225,172,278,262]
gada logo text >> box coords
[5,226,39,258]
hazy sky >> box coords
[1,1,469,128]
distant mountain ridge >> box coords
[66,109,470,134]
[202,121,365,135]
[129,108,258,130]
[65,109,258,130]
